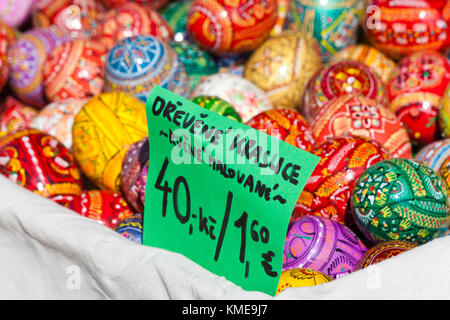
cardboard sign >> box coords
[143,86,320,296]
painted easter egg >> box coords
[121,137,149,213]
[191,95,242,122]
[245,108,315,152]
[139,161,148,207]
[30,98,88,150]
[283,215,367,279]
[293,135,389,224]
[7,27,71,108]
[285,0,363,62]
[191,72,273,122]
[244,31,322,110]
[99,0,170,11]
[439,85,450,138]
[104,35,190,102]
[388,51,450,147]
[114,218,143,244]
[311,94,412,159]
[0,97,37,133]
[186,0,277,55]
[0,128,82,206]
[0,23,9,92]
[439,157,450,190]
[356,240,417,270]
[415,139,450,173]
[94,2,173,51]
[72,92,149,191]
[70,189,136,229]
[303,60,387,122]
[363,0,449,60]
[0,0,34,28]
[351,158,450,244]
[276,268,332,295]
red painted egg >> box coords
[293,135,389,224]
[69,189,137,229]
[43,39,106,102]
[356,240,417,270]
[186,0,277,55]
[0,23,8,92]
[99,0,170,11]
[94,2,173,50]
[0,97,38,133]
[388,50,450,147]
[363,0,449,60]
[303,60,387,122]
[245,108,315,152]
[0,129,82,206]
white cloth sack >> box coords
[0,174,449,300]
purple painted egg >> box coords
[283,215,367,279]
[121,137,149,212]
[0,0,34,28]
[139,161,148,208]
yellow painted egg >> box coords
[276,268,332,295]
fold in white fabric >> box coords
[0,175,449,300]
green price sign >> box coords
[143,86,320,296]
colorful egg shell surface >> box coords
[0,23,9,92]
[245,108,315,152]
[439,157,450,190]
[139,161,148,207]
[415,139,450,172]
[283,215,367,279]
[70,189,135,229]
[0,97,37,133]
[191,72,273,122]
[388,51,450,147]
[7,27,72,108]
[285,0,363,62]
[30,98,88,150]
[294,135,388,224]
[439,85,450,138]
[121,137,149,213]
[244,31,322,110]
[72,92,149,191]
[330,44,396,84]
[311,94,412,159]
[94,2,173,51]
[161,0,193,42]
[0,0,34,28]
[43,39,106,102]
[351,159,450,245]
[191,95,242,122]
[276,268,332,295]
[303,60,387,122]
[0,129,82,205]
[32,0,106,39]
[363,0,449,60]
[114,218,143,244]
[186,0,277,55]
[104,35,190,103]
[357,240,417,270]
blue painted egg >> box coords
[114,218,143,244]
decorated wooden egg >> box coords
[7,27,71,108]
[439,85,450,138]
[0,128,82,205]
[170,41,218,90]
[357,240,417,270]
[311,95,412,159]
[32,0,106,39]
[363,0,449,60]
[293,136,388,224]
[303,60,387,121]
[245,108,315,152]
[191,96,242,122]
[330,44,396,83]
[30,98,88,150]
[388,51,450,147]
[104,35,190,102]
[94,2,173,51]
[121,137,149,213]
[186,0,277,55]
[191,73,273,122]
[415,139,450,172]
[243,31,322,110]
[139,161,148,207]
[351,159,450,244]
[161,0,192,42]
[114,218,143,244]
[285,0,363,62]
[276,268,332,295]
[72,92,149,191]
[70,190,135,229]
[0,97,37,133]
[283,215,367,279]
[0,0,34,28]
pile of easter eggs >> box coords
[0,0,448,295]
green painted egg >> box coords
[161,0,193,42]
[191,95,242,122]
[351,158,449,245]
